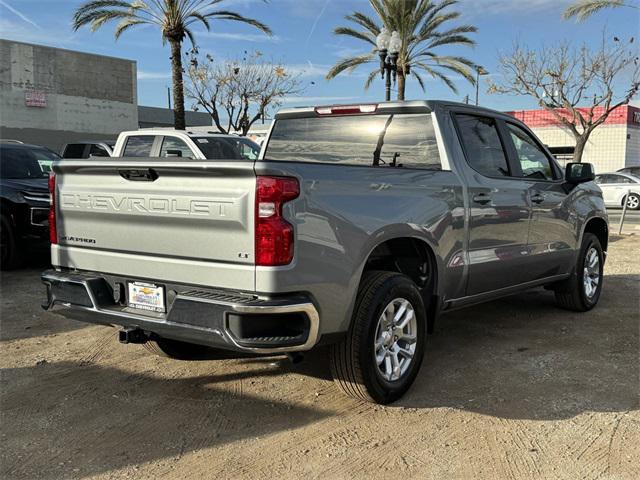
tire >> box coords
[143,337,221,360]
[623,193,640,210]
[330,271,427,404]
[554,233,604,312]
[0,214,22,270]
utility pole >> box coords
[167,87,172,110]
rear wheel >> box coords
[623,193,640,210]
[0,214,21,270]
[330,271,426,404]
[554,233,604,312]
[143,337,221,360]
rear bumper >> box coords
[41,269,320,354]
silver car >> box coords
[595,172,640,210]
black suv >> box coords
[1,142,59,269]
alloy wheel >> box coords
[374,298,418,382]
[583,247,600,299]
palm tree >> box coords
[73,1,272,130]
[326,0,477,101]
[563,0,637,21]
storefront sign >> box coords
[25,90,47,108]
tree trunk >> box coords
[573,134,588,163]
[397,72,406,101]
[170,39,186,130]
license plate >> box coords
[128,282,165,313]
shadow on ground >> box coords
[1,267,637,477]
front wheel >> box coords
[554,233,604,312]
[330,271,426,404]
[623,193,640,210]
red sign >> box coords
[25,90,47,108]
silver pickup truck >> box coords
[42,101,608,404]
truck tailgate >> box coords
[52,159,256,290]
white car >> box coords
[594,172,640,210]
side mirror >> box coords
[165,149,182,158]
[565,162,595,184]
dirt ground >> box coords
[1,237,638,480]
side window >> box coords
[455,114,510,177]
[62,144,86,158]
[89,144,110,157]
[611,175,633,184]
[507,123,555,180]
[159,136,194,158]
[123,136,155,157]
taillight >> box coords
[255,176,299,266]
[48,173,57,244]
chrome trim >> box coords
[42,271,320,354]
[24,195,50,203]
[30,207,49,227]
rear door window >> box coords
[123,136,155,157]
[610,174,635,184]
[454,114,510,177]
[265,113,441,169]
[193,137,242,160]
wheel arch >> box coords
[582,216,609,253]
[358,236,440,333]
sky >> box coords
[1,0,638,114]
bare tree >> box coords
[186,51,303,135]
[489,36,639,162]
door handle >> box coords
[531,193,545,204]
[118,168,159,182]
[472,193,491,205]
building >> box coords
[507,105,640,173]
[138,105,212,129]
[0,39,212,153]
[0,39,138,152]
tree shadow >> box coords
[396,274,639,419]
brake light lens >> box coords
[255,176,299,266]
[314,104,378,115]
[48,172,57,244]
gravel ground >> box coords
[1,236,638,479]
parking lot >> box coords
[1,235,638,480]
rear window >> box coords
[192,137,260,160]
[265,113,441,169]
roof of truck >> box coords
[275,100,509,119]
[130,128,234,137]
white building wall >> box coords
[530,124,629,174]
